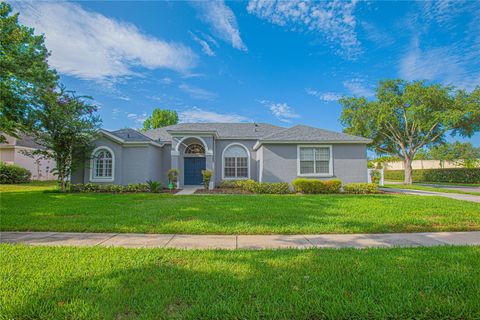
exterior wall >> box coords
[71,136,167,185]
[213,139,258,186]
[260,143,368,184]
[0,146,56,180]
[382,159,473,170]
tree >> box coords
[143,108,178,130]
[429,142,480,168]
[27,86,101,191]
[0,2,58,141]
[340,79,480,184]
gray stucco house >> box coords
[71,123,371,188]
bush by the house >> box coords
[219,180,241,188]
[234,179,291,194]
[343,183,379,194]
[384,168,480,184]
[201,170,213,189]
[292,178,342,194]
[0,162,31,184]
[146,180,162,193]
[69,183,149,193]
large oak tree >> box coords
[0,2,58,140]
[340,79,480,184]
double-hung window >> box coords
[90,147,114,181]
[223,144,249,179]
[298,145,332,176]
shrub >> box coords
[292,178,342,194]
[146,180,162,193]
[69,183,149,193]
[0,162,31,184]
[384,168,480,184]
[234,179,291,194]
[201,170,213,189]
[343,183,379,194]
[369,169,381,185]
[219,180,240,188]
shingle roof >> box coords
[109,128,153,142]
[260,125,371,143]
[14,133,45,149]
[143,123,285,141]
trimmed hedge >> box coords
[0,162,31,184]
[343,183,379,194]
[292,179,342,194]
[235,179,291,194]
[70,183,149,193]
[384,168,480,184]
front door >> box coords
[184,157,206,185]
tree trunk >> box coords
[404,157,413,185]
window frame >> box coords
[90,146,115,182]
[221,143,250,180]
[296,145,333,177]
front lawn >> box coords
[1,184,479,234]
[384,183,480,196]
[1,244,479,319]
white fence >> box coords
[368,169,384,186]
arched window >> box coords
[91,148,114,180]
[185,143,205,156]
[223,144,249,179]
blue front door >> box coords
[184,157,206,185]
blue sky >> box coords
[13,1,480,146]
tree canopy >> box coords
[429,142,480,168]
[143,108,178,130]
[0,2,58,140]
[28,86,101,191]
[340,79,480,183]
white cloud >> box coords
[190,32,215,56]
[247,0,361,59]
[179,84,216,101]
[361,22,394,48]
[399,33,480,91]
[342,79,375,97]
[258,100,300,123]
[192,1,248,51]
[14,2,197,82]
[179,107,249,123]
[127,112,148,124]
[305,88,342,102]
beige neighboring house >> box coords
[0,133,56,181]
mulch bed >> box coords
[194,188,252,194]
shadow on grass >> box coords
[5,246,480,319]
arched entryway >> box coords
[183,142,206,185]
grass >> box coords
[1,244,480,319]
[384,183,480,196]
[1,183,479,234]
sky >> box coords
[11,0,480,146]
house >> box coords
[71,123,371,188]
[0,133,56,180]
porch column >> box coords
[171,150,181,188]
[206,149,214,189]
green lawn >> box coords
[1,183,479,234]
[384,183,480,196]
[1,244,479,319]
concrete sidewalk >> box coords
[381,187,480,203]
[2,231,480,250]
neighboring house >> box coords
[71,123,371,188]
[0,133,56,181]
